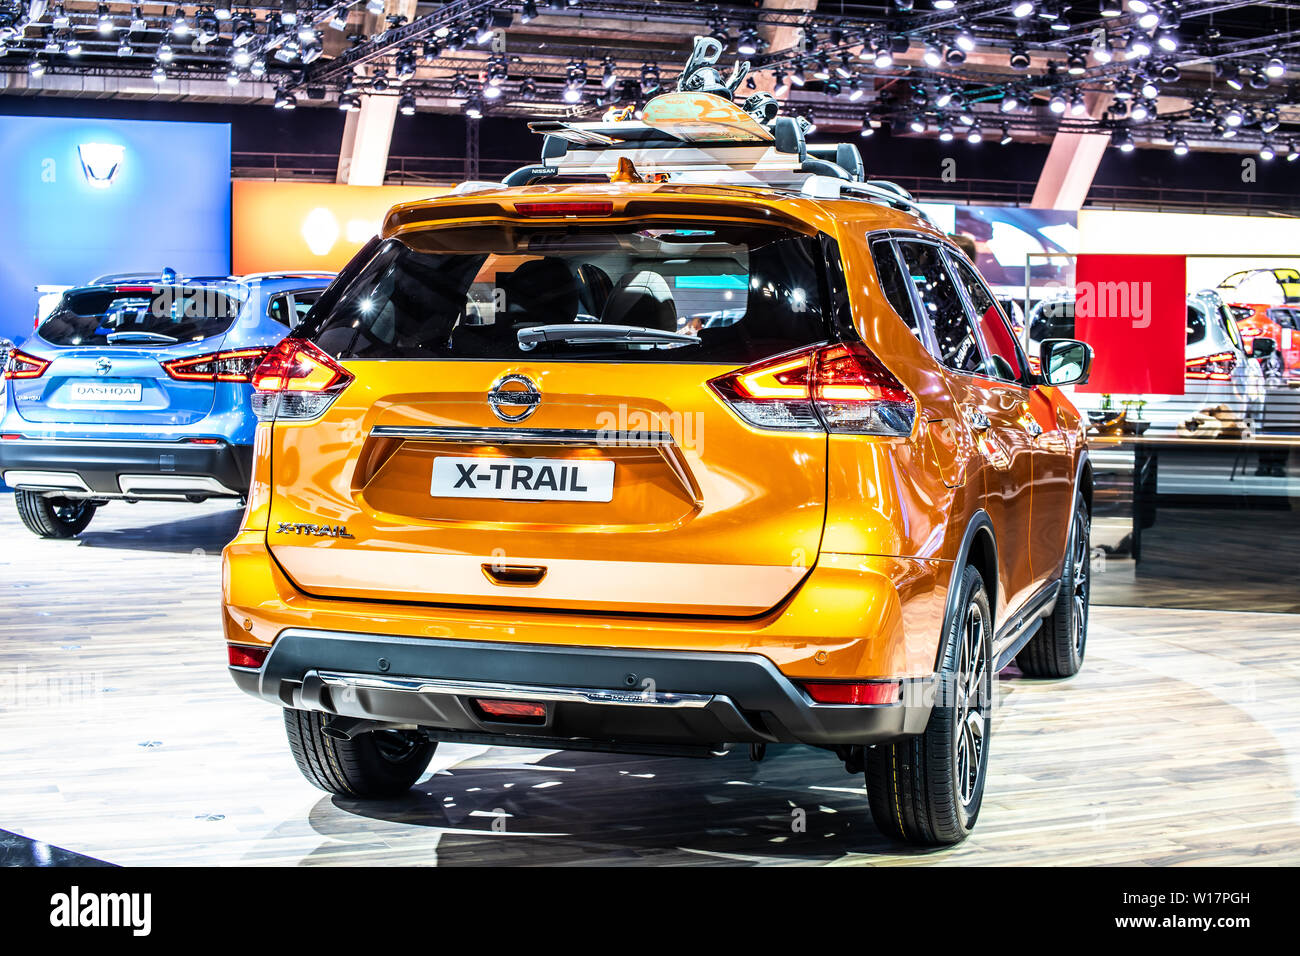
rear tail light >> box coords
[227,643,270,669]
[3,349,50,380]
[163,347,270,383]
[249,338,353,422]
[709,341,915,437]
[1186,350,1238,381]
[801,680,901,705]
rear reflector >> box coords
[801,680,901,705]
[475,698,547,720]
[250,338,354,422]
[513,201,614,217]
[227,643,270,669]
[3,349,50,380]
[709,341,915,436]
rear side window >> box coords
[38,285,241,347]
[268,291,323,329]
[949,253,1025,382]
[869,238,923,341]
[300,222,835,364]
[1186,305,1207,344]
[897,241,983,374]
[1268,308,1298,330]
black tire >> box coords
[14,490,97,538]
[866,565,993,845]
[1017,494,1090,678]
[283,708,436,798]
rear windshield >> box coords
[299,222,834,363]
[39,285,242,347]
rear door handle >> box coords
[482,563,548,587]
[962,406,991,432]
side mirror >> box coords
[1251,336,1276,358]
[1040,338,1092,387]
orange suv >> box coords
[222,113,1092,845]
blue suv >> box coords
[0,271,334,537]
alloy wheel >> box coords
[954,601,989,809]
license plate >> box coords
[69,382,143,403]
[431,456,615,502]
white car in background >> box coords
[1026,288,1266,431]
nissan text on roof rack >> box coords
[223,37,1094,846]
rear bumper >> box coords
[0,438,252,498]
[230,629,934,751]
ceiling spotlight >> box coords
[398,92,416,116]
[213,1,231,20]
[117,37,133,56]
[737,29,760,56]
[1067,49,1086,75]
[152,62,167,83]
[999,124,1013,145]
[520,76,538,98]
[1101,0,1122,14]
[1127,0,1149,12]
[231,46,251,68]
[1012,0,1035,17]
[1224,104,1244,127]
[1126,32,1151,59]
[172,8,189,36]
[463,96,484,119]
[520,0,539,23]
[451,72,469,96]
[1155,28,1178,52]
[1249,68,1270,90]
[365,0,383,13]
[1113,127,1135,151]
[1138,10,1159,30]
[1049,91,1067,114]
[226,68,240,86]
[967,123,984,144]
[273,89,295,109]
[601,56,617,89]
[933,0,956,9]
[945,46,966,65]
[1129,99,1151,122]
[954,26,975,53]
[640,62,659,95]
[910,113,927,133]
[28,56,45,77]
[1265,56,1285,79]
[130,6,146,31]
[250,57,266,77]
[938,122,955,142]
[1092,39,1113,65]
[1217,62,1244,91]
[923,39,942,68]
[1140,76,1159,99]
[1260,139,1276,161]
[96,3,113,34]
[51,4,69,29]
[157,41,174,62]
[1173,136,1189,155]
[1001,89,1020,112]
[1287,141,1299,162]
[337,92,359,111]
[1261,109,1280,133]
[1009,43,1030,70]
[65,37,81,56]
[860,116,876,138]
[1070,92,1087,115]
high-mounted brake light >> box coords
[801,681,901,705]
[3,349,50,380]
[513,201,614,217]
[250,337,353,422]
[709,341,916,436]
[1185,350,1238,381]
[163,347,270,383]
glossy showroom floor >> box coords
[2,498,1299,866]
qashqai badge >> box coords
[487,373,541,423]
[95,357,113,376]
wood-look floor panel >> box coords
[1,497,1298,865]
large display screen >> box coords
[0,115,231,344]
[232,181,451,275]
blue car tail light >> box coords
[162,347,271,383]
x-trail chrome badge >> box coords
[488,373,541,423]
[95,357,113,376]
[276,522,354,539]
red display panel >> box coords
[1073,254,1187,395]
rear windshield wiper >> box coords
[517,323,700,351]
[105,330,179,345]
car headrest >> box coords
[498,257,579,323]
[601,271,677,331]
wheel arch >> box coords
[935,510,997,672]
